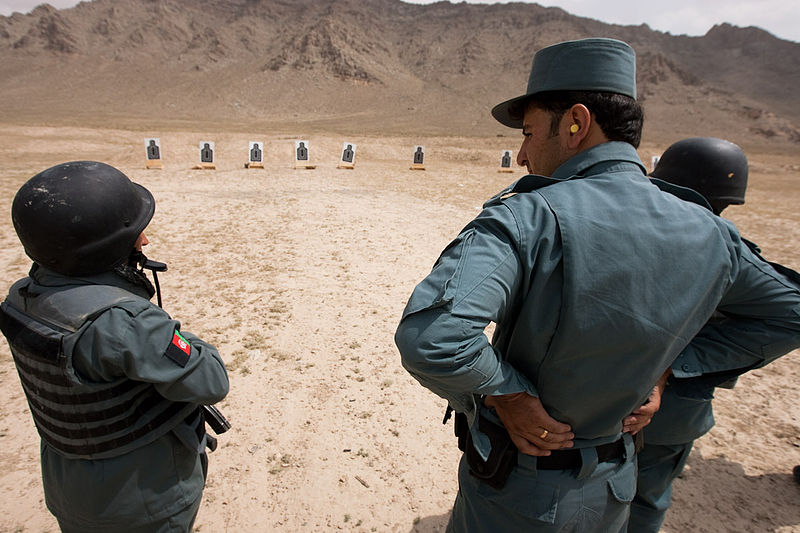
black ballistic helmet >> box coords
[650,137,748,213]
[12,161,155,276]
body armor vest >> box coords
[0,279,198,460]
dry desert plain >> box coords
[0,123,798,532]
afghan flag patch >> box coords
[165,329,191,367]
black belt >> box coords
[535,437,627,470]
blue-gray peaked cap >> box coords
[491,38,637,128]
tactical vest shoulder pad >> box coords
[0,300,64,365]
[28,284,150,332]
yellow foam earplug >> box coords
[570,124,579,134]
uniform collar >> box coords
[504,142,647,196]
[29,263,153,300]
[551,141,646,181]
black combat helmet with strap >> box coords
[650,137,748,215]
[12,161,154,276]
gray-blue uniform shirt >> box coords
[396,141,800,457]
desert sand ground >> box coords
[0,123,798,533]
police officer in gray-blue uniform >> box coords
[0,161,230,532]
[394,38,800,532]
[628,137,800,532]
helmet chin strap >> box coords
[125,250,167,307]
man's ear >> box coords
[564,104,592,149]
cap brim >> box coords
[491,93,533,129]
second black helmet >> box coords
[650,137,748,213]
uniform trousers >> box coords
[447,435,637,533]
[626,442,693,533]
[56,494,202,533]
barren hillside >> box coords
[1,0,799,151]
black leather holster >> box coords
[453,411,517,490]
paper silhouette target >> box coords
[192,141,216,169]
[294,140,316,169]
[338,142,357,169]
[199,142,215,163]
[498,149,514,172]
[144,138,163,169]
[246,141,264,168]
[145,138,161,160]
[410,145,426,170]
[249,142,263,162]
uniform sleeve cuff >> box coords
[671,348,703,378]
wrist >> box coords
[486,391,529,406]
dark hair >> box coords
[527,91,644,148]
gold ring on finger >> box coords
[539,429,548,439]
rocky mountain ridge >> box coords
[1,0,798,148]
